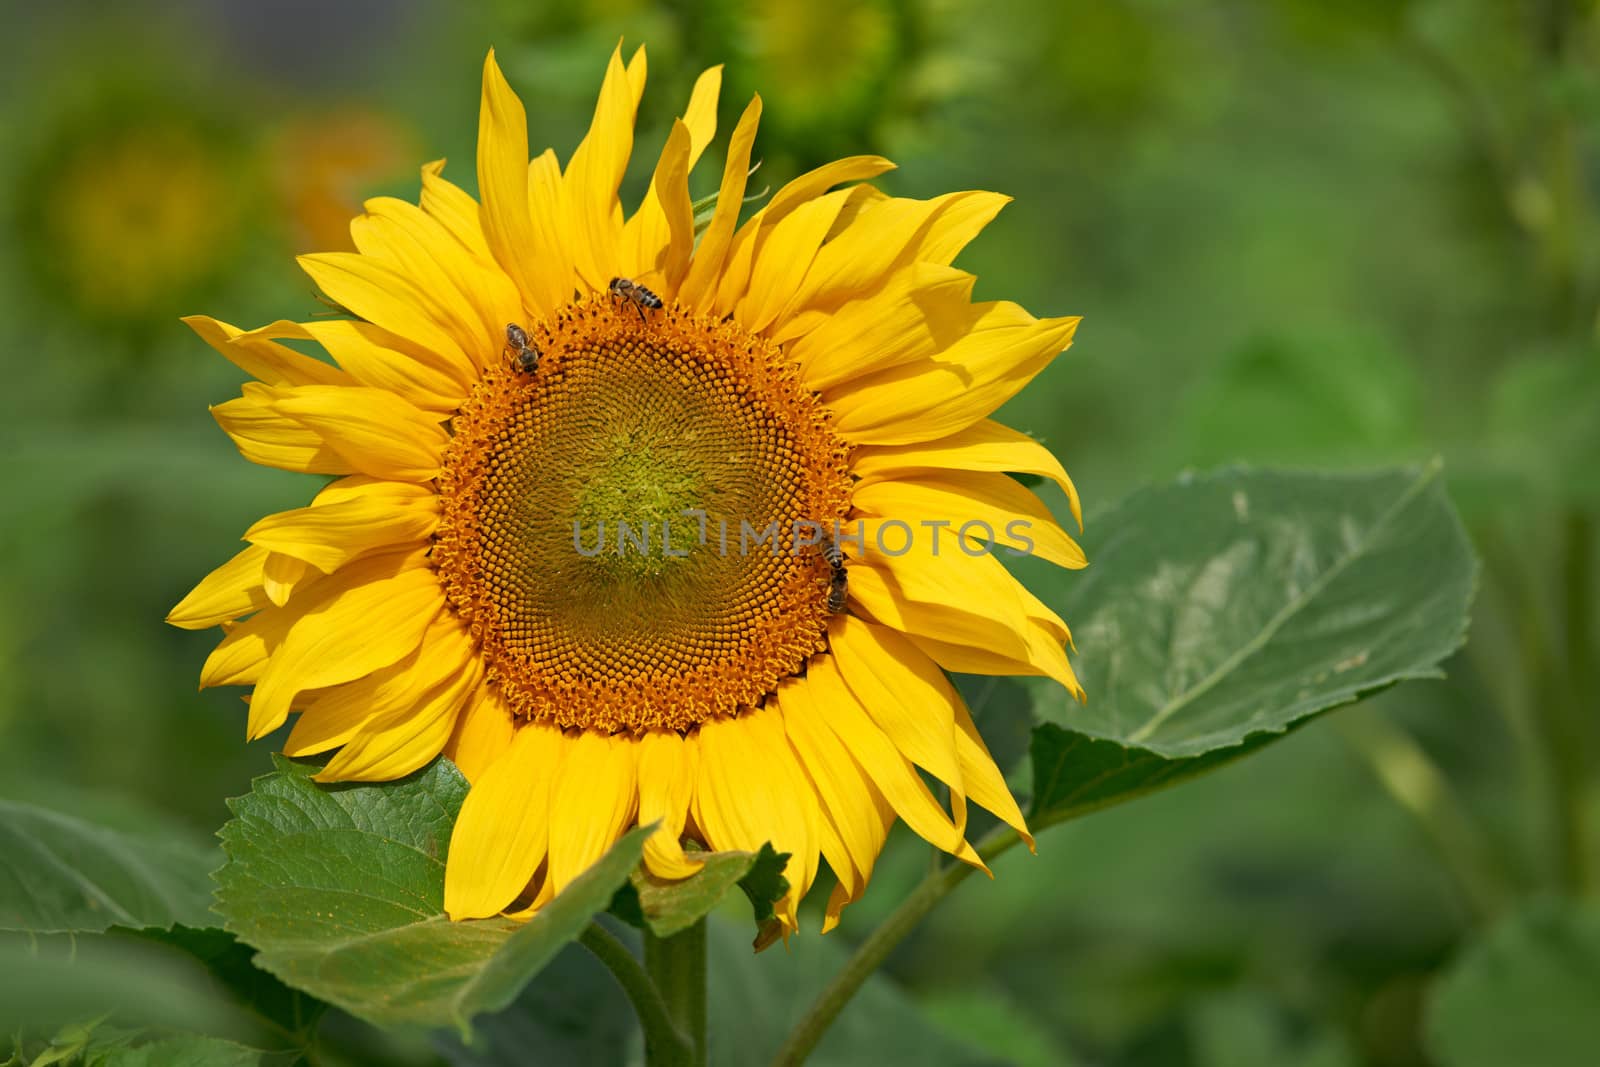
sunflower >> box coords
[169,47,1085,935]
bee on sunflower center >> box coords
[608,276,663,321]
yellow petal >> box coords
[779,192,996,317]
[679,97,762,312]
[844,518,1032,661]
[804,656,983,870]
[182,316,348,388]
[238,319,472,414]
[826,305,1080,445]
[734,188,858,333]
[852,472,1086,570]
[297,252,474,373]
[168,544,269,629]
[564,46,642,292]
[200,606,294,689]
[284,611,475,756]
[444,722,563,919]
[271,385,448,482]
[353,196,523,370]
[245,480,438,573]
[247,553,443,738]
[905,624,1082,701]
[790,263,980,391]
[316,621,482,782]
[851,419,1083,530]
[692,710,818,929]
[952,695,1034,852]
[761,156,898,231]
[826,617,964,793]
[546,731,638,898]
[637,730,704,880]
[443,683,517,784]
[211,385,353,475]
[778,676,891,912]
[620,119,692,289]
[911,190,1010,266]
[476,50,562,315]
[419,159,491,258]
[681,66,723,169]
[525,147,577,309]
[716,157,896,320]
[261,552,308,607]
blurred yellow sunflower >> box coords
[170,47,1085,935]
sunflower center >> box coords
[434,296,852,733]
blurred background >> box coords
[1,1,1596,1065]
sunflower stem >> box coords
[770,828,1021,1067]
[644,918,707,1067]
[580,922,695,1066]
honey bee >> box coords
[505,323,540,374]
[823,536,848,614]
[608,276,663,321]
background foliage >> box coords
[1,1,1596,1065]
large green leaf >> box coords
[1024,464,1475,825]
[1426,898,1600,1067]
[0,797,219,933]
[213,756,649,1036]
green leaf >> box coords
[611,844,789,938]
[0,797,219,934]
[129,925,324,1038]
[1028,723,1277,824]
[213,756,650,1036]
[1026,464,1475,825]
[432,941,636,1066]
[1426,898,1600,1067]
[89,1036,293,1067]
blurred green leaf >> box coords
[704,916,987,1066]
[1488,351,1600,506]
[1188,989,1356,1067]
[213,756,649,1037]
[1426,898,1600,1067]
[0,936,246,1034]
[130,925,323,1039]
[1028,463,1476,759]
[917,985,1079,1067]
[1179,334,1423,469]
[610,844,788,939]
[90,1036,293,1067]
[0,797,218,934]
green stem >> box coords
[770,828,1022,1067]
[1491,527,1589,894]
[644,919,707,1067]
[1336,709,1509,920]
[580,923,693,1066]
